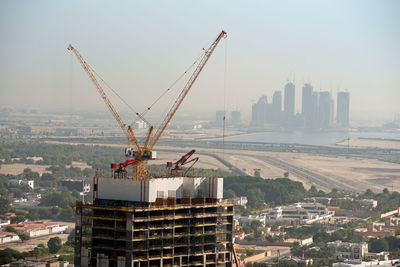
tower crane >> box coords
[68,30,227,180]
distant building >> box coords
[9,260,70,267]
[263,202,334,224]
[230,110,241,127]
[8,179,34,190]
[61,179,90,193]
[333,259,400,267]
[251,96,268,127]
[272,91,282,125]
[284,82,295,119]
[232,197,248,207]
[327,240,368,260]
[337,91,350,127]
[215,110,225,127]
[318,91,334,128]
[132,120,147,129]
[354,219,398,239]
[6,221,68,238]
[237,215,266,227]
[301,83,315,128]
[0,231,20,245]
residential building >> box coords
[354,220,397,239]
[230,110,241,127]
[327,240,368,259]
[272,91,282,125]
[0,231,20,244]
[301,83,314,128]
[337,91,350,127]
[237,215,266,227]
[284,82,295,120]
[251,96,268,126]
[263,202,333,224]
[232,196,248,207]
[215,110,225,127]
[333,259,400,267]
[318,91,333,128]
[6,221,68,238]
[8,179,34,189]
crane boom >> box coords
[68,45,142,151]
[147,30,227,150]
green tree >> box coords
[0,196,10,213]
[224,189,237,199]
[246,248,256,257]
[369,238,389,253]
[247,188,264,209]
[48,237,62,253]
[17,233,30,241]
[21,168,40,179]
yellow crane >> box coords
[68,30,227,180]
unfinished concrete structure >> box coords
[74,175,234,267]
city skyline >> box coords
[250,81,350,130]
[0,0,399,124]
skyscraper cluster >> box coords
[251,82,350,130]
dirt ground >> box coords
[0,163,51,175]
[1,233,69,252]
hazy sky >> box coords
[1,0,399,123]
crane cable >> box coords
[140,52,205,118]
[222,36,228,160]
[87,63,152,128]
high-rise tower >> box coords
[272,91,282,125]
[284,82,295,119]
[337,91,350,127]
[318,91,333,128]
[301,84,313,128]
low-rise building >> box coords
[5,221,68,238]
[333,259,400,267]
[9,260,70,267]
[354,220,396,239]
[263,202,333,224]
[0,231,20,244]
[327,240,368,260]
[238,215,266,227]
[232,196,248,207]
[0,219,10,227]
[8,179,34,189]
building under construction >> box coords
[74,175,234,267]
[70,31,234,266]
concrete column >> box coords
[126,212,133,267]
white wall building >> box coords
[0,232,20,244]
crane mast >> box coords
[68,30,226,180]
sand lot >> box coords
[2,233,69,252]
[161,146,400,192]
[0,163,51,175]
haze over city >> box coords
[1,0,399,124]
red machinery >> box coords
[167,149,199,176]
